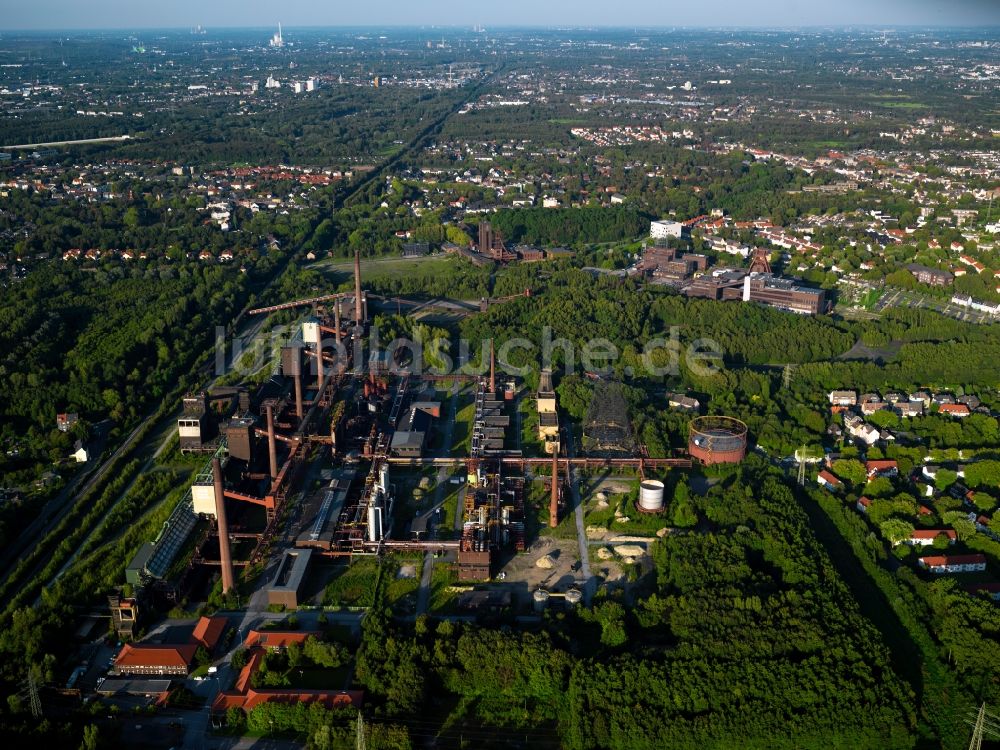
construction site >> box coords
[121,249,746,622]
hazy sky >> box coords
[4,0,999,30]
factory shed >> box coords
[266,549,313,609]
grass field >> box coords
[429,562,461,613]
[322,557,379,607]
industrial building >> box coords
[295,471,354,551]
[116,228,744,639]
[536,369,560,454]
[458,377,526,580]
[212,630,362,722]
[114,616,226,676]
[638,242,707,282]
[685,270,826,315]
[266,548,313,609]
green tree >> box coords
[880,519,914,545]
[934,468,958,489]
[230,648,248,670]
[79,724,100,750]
[943,514,977,542]
[832,459,867,486]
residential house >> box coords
[938,403,970,418]
[668,394,700,412]
[817,470,842,491]
[243,630,317,651]
[967,583,1000,601]
[906,529,957,547]
[56,413,79,432]
[894,401,924,418]
[861,401,889,416]
[847,420,880,446]
[917,554,987,574]
[72,440,89,463]
[828,390,857,407]
[866,460,899,479]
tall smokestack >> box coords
[354,250,363,326]
[315,323,324,395]
[334,298,342,346]
[489,340,496,394]
[266,404,278,480]
[213,458,235,595]
[289,346,304,420]
[293,373,304,420]
[549,446,559,528]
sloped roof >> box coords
[115,643,198,670]
[191,616,227,651]
[244,630,317,650]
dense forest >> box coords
[350,459,919,749]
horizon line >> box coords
[4,23,1000,33]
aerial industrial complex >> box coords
[117,248,740,638]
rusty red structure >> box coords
[212,458,235,595]
[688,416,748,465]
[354,249,364,326]
[549,447,560,528]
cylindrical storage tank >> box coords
[564,588,582,609]
[638,480,665,513]
[533,589,550,612]
[688,416,748,465]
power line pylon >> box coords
[967,702,1000,750]
[356,712,367,750]
[783,364,795,389]
[26,669,42,719]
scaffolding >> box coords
[582,381,635,456]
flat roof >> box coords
[97,679,172,696]
[126,541,156,573]
[267,548,313,595]
[295,472,353,547]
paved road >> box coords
[564,425,596,605]
[416,381,461,615]
[3,135,133,149]
[864,283,996,325]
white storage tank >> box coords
[638,479,665,513]
[564,588,583,608]
[533,589,550,612]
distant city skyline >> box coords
[4,0,999,31]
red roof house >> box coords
[115,644,199,676]
[938,404,970,417]
[191,616,228,651]
[244,630,317,650]
[866,460,898,479]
